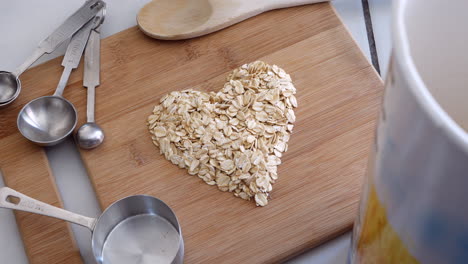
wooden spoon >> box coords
[137,0,328,40]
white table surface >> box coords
[0,0,391,263]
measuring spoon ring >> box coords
[0,0,105,107]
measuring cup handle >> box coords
[13,0,105,77]
[13,49,45,77]
[0,187,96,231]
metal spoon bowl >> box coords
[0,71,20,105]
[76,122,104,149]
[17,15,103,146]
[17,96,77,146]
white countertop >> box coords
[0,0,391,263]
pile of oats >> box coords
[147,61,297,206]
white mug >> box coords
[350,0,468,263]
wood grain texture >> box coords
[83,3,382,263]
[0,2,382,263]
[0,139,82,263]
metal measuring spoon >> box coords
[76,15,105,149]
[17,16,102,146]
[0,0,105,107]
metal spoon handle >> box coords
[87,86,96,122]
[0,187,96,231]
[84,29,101,122]
[54,16,101,97]
[54,66,73,97]
[13,49,45,77]
[62,16,102,69]
[13,0,105,77]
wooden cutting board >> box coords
[0,79,83,261]
[79,3,383,263]
[0,2,383,263]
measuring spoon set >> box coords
[2,0,106,148]
[0,2,187,263]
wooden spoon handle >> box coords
[137,0,330,40]
[262,0,329,10]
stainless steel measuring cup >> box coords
[17,16,102,146]
[0,0,105,107]
[0,187,184,264]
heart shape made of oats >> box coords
[147,61,297,206]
